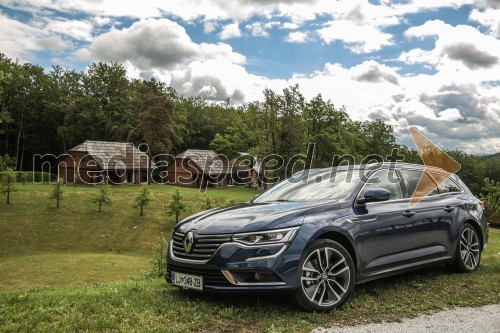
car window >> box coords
[437,177,463,194]
[398,169,422,197]
[359,169,404,200]
[399,169,440,198]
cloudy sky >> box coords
[1,0,499,154]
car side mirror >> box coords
[358,188,391,205]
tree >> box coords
[0,154,16,171]
[479,178,500,218]
[128,80,175,157]
[134,185,152,217]
[201,196,213,210]
[0,167,17,204]
[166,189,187,223]
[92,176,112,212]
[49,177,64,208]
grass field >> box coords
[0,183,499,332]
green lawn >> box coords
[0,253,149,290]
[0,184,499,332]
[0,183,257,257]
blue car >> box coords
[166,163,489,312]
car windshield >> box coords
[253,170,360,202]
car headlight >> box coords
[232,227,300,246]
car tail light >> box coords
[479,200,485,210]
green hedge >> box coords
[0,171,56,183]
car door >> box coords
[399,169,460,260]
[355,168,419,274]
[417,172,461,259]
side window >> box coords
[437,177,463,194]
[399,169,439,198]
[398,169,422,197]
[360,169,404,200]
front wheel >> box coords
[294,239,355,312]
[448,223,481,273]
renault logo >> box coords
[183,231,195,253]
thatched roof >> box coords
[175,149,232,175]
[68,140,153,170]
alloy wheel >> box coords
[300,247,351,308]
[460,227,480,270]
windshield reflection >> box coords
[253,170,360,202]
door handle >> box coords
[444,206,455,213]
[402,210,416,217]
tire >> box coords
[448,223,481,273]
[294,239,355,312]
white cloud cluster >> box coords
[219,22,242,40]
[317,20,393,53]
[82,18,245,70]
[1,0,499,153]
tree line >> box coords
[0,52,498,194]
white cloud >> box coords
[94,16,112,26]
[282,22,300,30]
[203,21,217,34]
[469,8,500,37]
[44,19,94,41]
[403,20,500,78]
[0,11,67,60]
[246,22,269,37]
[317,20,393,53]
[219,22,242,40]
[284,31,311,43]
[83,18,245,70]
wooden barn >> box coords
[58,140,153,185]
[164,149,235,188]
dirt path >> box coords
[313,304,500,333]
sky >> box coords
[0,0,499,154]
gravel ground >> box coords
[313,304,500,333]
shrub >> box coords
[143,234,168,279]
[92,176,112,212]
[166,189,187,224]
[49,178,64,208]
[133,185,152,217]
[480,178,500,218]
[0,168,17,204]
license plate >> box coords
[171,272,203,291]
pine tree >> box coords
[134,185,152,217]
[201,196,213,210]
[166,189,187,224]
[49,178,64,208]
[92,176,112,212]
[0,168,17,204]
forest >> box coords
[0,53,498,194]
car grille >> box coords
[167,263,231,286]
[171,231,232,261]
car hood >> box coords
[175,200,339,234]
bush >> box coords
[0,171,55,183]
[143,234,168,279]
[480,178,500,218]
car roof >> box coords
[306,163,460,180]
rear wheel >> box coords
[448,223,481,273]
[294,239,355,312]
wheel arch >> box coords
[313,230,358,272]
[461,219,484,249]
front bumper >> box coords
[166,237,304,292]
